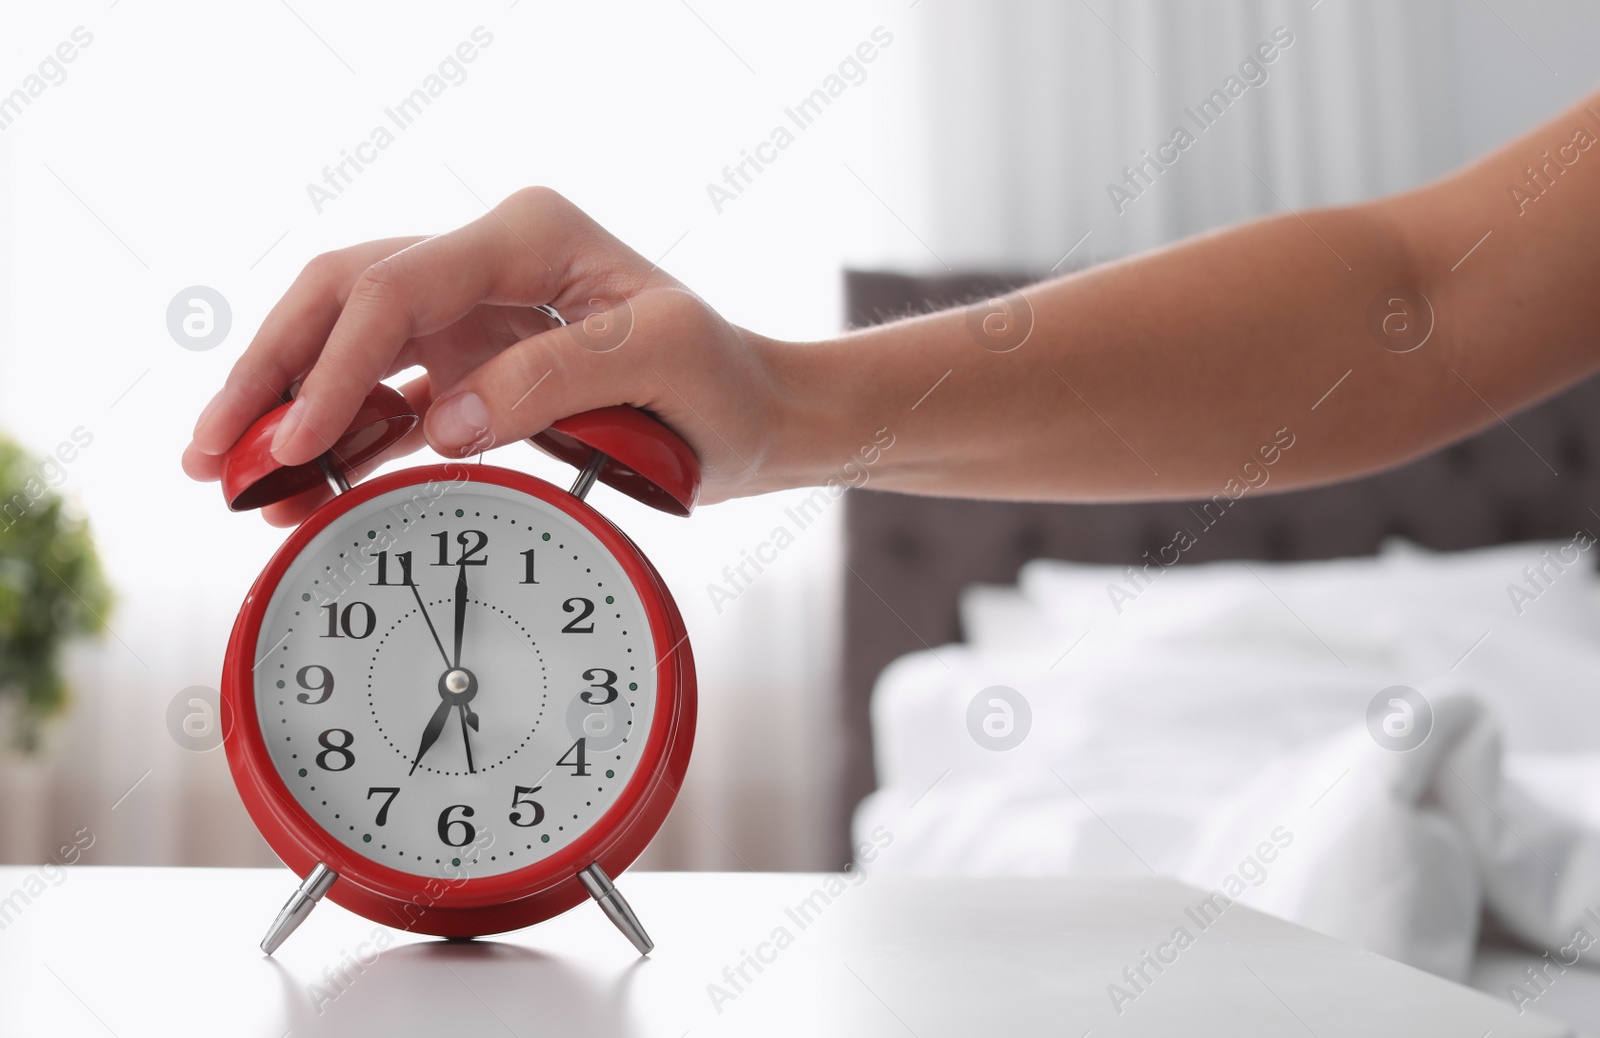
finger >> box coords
[260,374,436,526]
[422,286,699,457]
[276,188,647,468]
[184,304,500,481]
[186,369,432,487]
[253,374,436,527]
[181,440,225,482]
[192,237,425,457]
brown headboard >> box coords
[830,269,1600,861]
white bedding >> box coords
[853,538,1600,1031]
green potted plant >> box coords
[0,434,112,751]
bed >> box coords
[837,270,1600,1034]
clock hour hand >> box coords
[409,698,454,776]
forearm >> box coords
[762,91,1600,503]
[765,206,1420,501]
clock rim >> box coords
[221,461,695,937]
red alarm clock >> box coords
[217,380,697,957]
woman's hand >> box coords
[183,187,791,526]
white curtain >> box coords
[853,0,1600,273]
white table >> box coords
[0,867,1566,1037]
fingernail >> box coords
[270,398,305,459]
[429,392,493,453]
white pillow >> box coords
[965,538,1600,752]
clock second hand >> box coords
[408,578,451,671]
[458,705,476,773]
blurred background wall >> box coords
[1,0,1598,872]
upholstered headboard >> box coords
[830,269,1600,860]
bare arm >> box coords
[758,88,1600,501]
[186,91,1600,518]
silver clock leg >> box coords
[578,863,653,955]
[260,862,338,955]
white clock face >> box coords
[253,476,660,880]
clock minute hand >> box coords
[409,698,454,776]
[453,559,478,773]
[452,561,468,669]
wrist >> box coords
[751,317,952,497]
[746,330,863,494]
